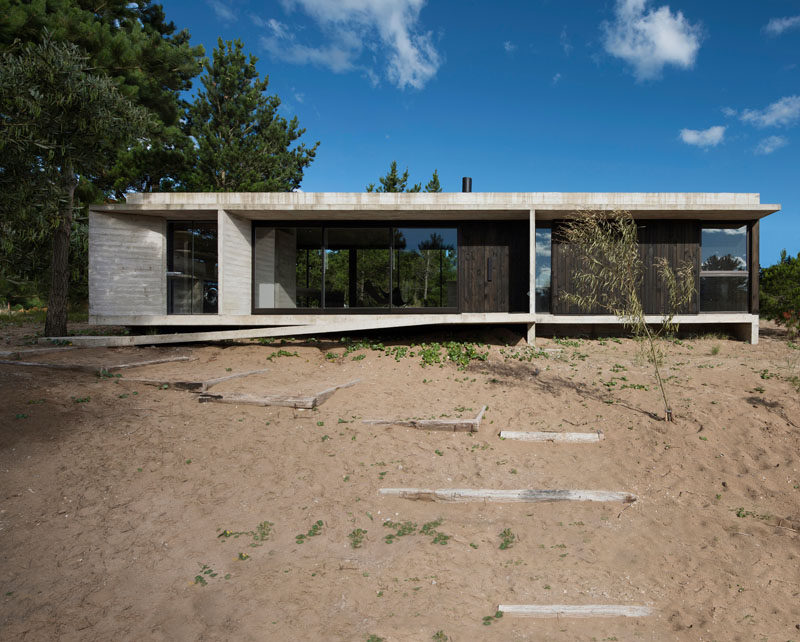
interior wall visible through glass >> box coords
[252,225,458,310]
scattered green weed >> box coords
[218,521,274,547]
[296,520,324,544]
[266,349,299,361]
[349,528,367,548]
[499,528,516,550]
[482,610,504,626]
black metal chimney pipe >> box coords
[462,177,472,192]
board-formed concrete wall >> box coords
[88,212,166,316]
[218,209,251,315]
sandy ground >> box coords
[0,322,798,641]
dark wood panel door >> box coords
[459,223,522,313]
[459,224,486,312]
[639,220,699,314]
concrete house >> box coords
[88,190,779,344]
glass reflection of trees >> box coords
[267,225,458,310]
[393,228,457,308]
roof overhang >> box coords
[90,192,781,221]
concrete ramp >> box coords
[40,317,463,348]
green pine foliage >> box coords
[0,37,154,334]
[366,161,442,193]
[760,249,800,335]
[182,38,319,192]
[0,0,204,317]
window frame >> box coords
[698,222,750,313]
[166,220,219,315]
[250,220,460,314]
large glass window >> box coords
[394,228,458,308]
[252,224,457,311]
[535,227,551,313]
[167,221,218,314]
[700,225,748,312]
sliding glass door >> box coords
[167,221,218,314]
[252,224,458,312]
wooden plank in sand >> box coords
[123,368,272,392]
[378,488,637,503]
[0,360,97,373]
[101,356,193,371]
[498,604,652,618]
[197,379,361,409]
[363,404,487,433]
[500,430,604,443]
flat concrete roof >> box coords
[92,191,780,221]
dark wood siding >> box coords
[551,221,604,315]
[639,220,698,314]
[459,222,528,313]
[749,220,759,314]
[551,219,700,315]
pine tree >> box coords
[183,39,319,192]
[366,162,441,193]
[0,38,153,336]
[425,169,442,192]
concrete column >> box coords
[529,208,536,313]
[528,208,536,346]
[218,209,252,315]
[526,322,536,345]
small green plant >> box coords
[71,395,90,403]
[469,542,479,549]
[194,563,218,585]
[499,528,516,550]
[316,421,324,426]
[419,518,450,545]
[296,520,324,544]
[384,520,417,543]
[238,552,249,561]
[432,631,448,641]
[351,354,366,361]
[366,636,385,642]
[349,528,367,548]
[266,349,299,361]
[325,352,338,360]
[218,520,274,547]
[710,345,720,355]
[14,413,28,420]
[482,610,504,626]
[434,449,443,456]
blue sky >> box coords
[163,0,799,265]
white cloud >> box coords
[560,27,573,55]
[552,72,562,84]
[764,15,800,36]
[679,125,725,147]
[602,0,702,80]
[503,40,516,54]
[207,0,236,22]
[740,96,800,128]
[260,0,441,90]
[755,135,788,155]
[721,106,737,117]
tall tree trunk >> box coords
[44,168,76,337]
